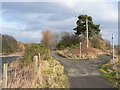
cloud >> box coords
[1,22,42,43]
[2,2,75,16]
[1,0,119,2]
[101,29,118,45]
[1,2,118,44]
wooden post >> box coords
[38,53,41,67]
[112,34,114,64]
[86,18,89,48]
[33,55,38,76]
[3,63,8,88]
[38,53,40,61]
[79,42,82,58]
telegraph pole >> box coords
[86,17,89,48]
[112,34,114,64]
[79,42,82,58]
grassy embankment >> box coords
[56,32,112,60]
[100,61,120,89]
[8,44,69,88]
[57,46,111,60]
[100,49,120,89]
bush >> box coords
[90,34,111,50]
[60,32,78,47]
[23,44,50,65]
[100,63,120,89]
[41,58,69,88]
[56,43,65,50]
[41,29,52,48]
[1,34,19,54]
[70,44,78,49]
[105,40,112,50]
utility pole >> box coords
[79,42,82,58]
[86,17,89,48]
[112,34,114,64]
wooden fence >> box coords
[2,53,41,88]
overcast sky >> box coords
[0,0,119,45]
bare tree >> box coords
[51,32,61,49]
[41,29,52,48]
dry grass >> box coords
[100,60,120,89]
[57,47,111,59]
[8,60,35,88]
[7,57,69,88]
[40,58,69,88]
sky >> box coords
[0,0,119,45]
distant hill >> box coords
[1,34,19,54]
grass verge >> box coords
[40,57,69,88]
[100,62,120,89]
[8,57,69,88]
[8,44,69,88]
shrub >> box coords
[60,32,78,47]
[41,58,69,88]
[105,40,112,50]
[1,34,19,54]
[90,34,111,50]
[56,43,65,50]
[23,44,50,65]
[41,29,52,48]
[70,44,78,49]
[100,63,120,89]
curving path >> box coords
[52,51,112,88]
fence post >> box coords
[33,55,38,77]
[3,63,8,88]
[38,53,41,68]
[38,53,40,60]
[79,42,82,58]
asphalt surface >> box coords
[52,51,113,88]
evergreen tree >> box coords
[73,15,100,39]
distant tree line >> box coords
[1,34,19,54]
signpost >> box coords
[112,34,114,64]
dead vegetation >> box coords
[57,47,111,60]
[7,57,69,88]
[41,29,52,47]
[8,60,34,88]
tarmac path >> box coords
[52,51,112,88]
